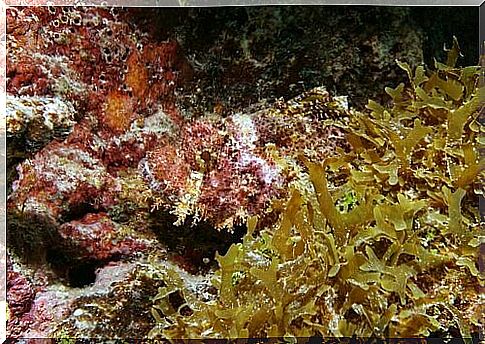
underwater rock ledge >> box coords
[6,5,482,341]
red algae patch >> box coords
[102,90,135,134]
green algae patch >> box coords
[150,55,483,339]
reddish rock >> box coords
[7,6,191,139]
[9,142,118,222]
[57,213,149,261]
[102,90,135,134]
[140,88,350,228]
[6,257,36,338]
[7,269,34,318]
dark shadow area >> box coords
[411,7,479,67]
[428,329,481,344]
[45,248,117,288]
[149,211,246,274]
[45,248,95,287]
[124,6,479,114]
[61,202,100,223]
[7,210,60,264]
[67,261,100,288]
[67,261,98,288]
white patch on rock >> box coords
[230,113,282,186]
[6,94,76,137]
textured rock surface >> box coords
[6,6,191,192]
[4,6,422,340]
[133,7,426,114]
[6,5,479,341]
[141,87,351,228]
[7,256,197,339]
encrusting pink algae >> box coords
[5,6,482,341]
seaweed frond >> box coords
[150,55,483,339]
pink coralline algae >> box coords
[6,6,352,339]
[6,257,36,338]
[141,88,351,228]
[7,267,34,320]
[57,213,149,261]
[7,7,351,257]
[7,259,169,339]
[6,6,191,147]
[11,142,117,221]
[9,87,351,236]
[7,7,351,236]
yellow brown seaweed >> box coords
[149,52,483,339]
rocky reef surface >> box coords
[6,6,482,341]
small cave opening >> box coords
[67,261,98,288]
[149,211,246,274]
[61,202,99,223]
[46,249,101,288]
